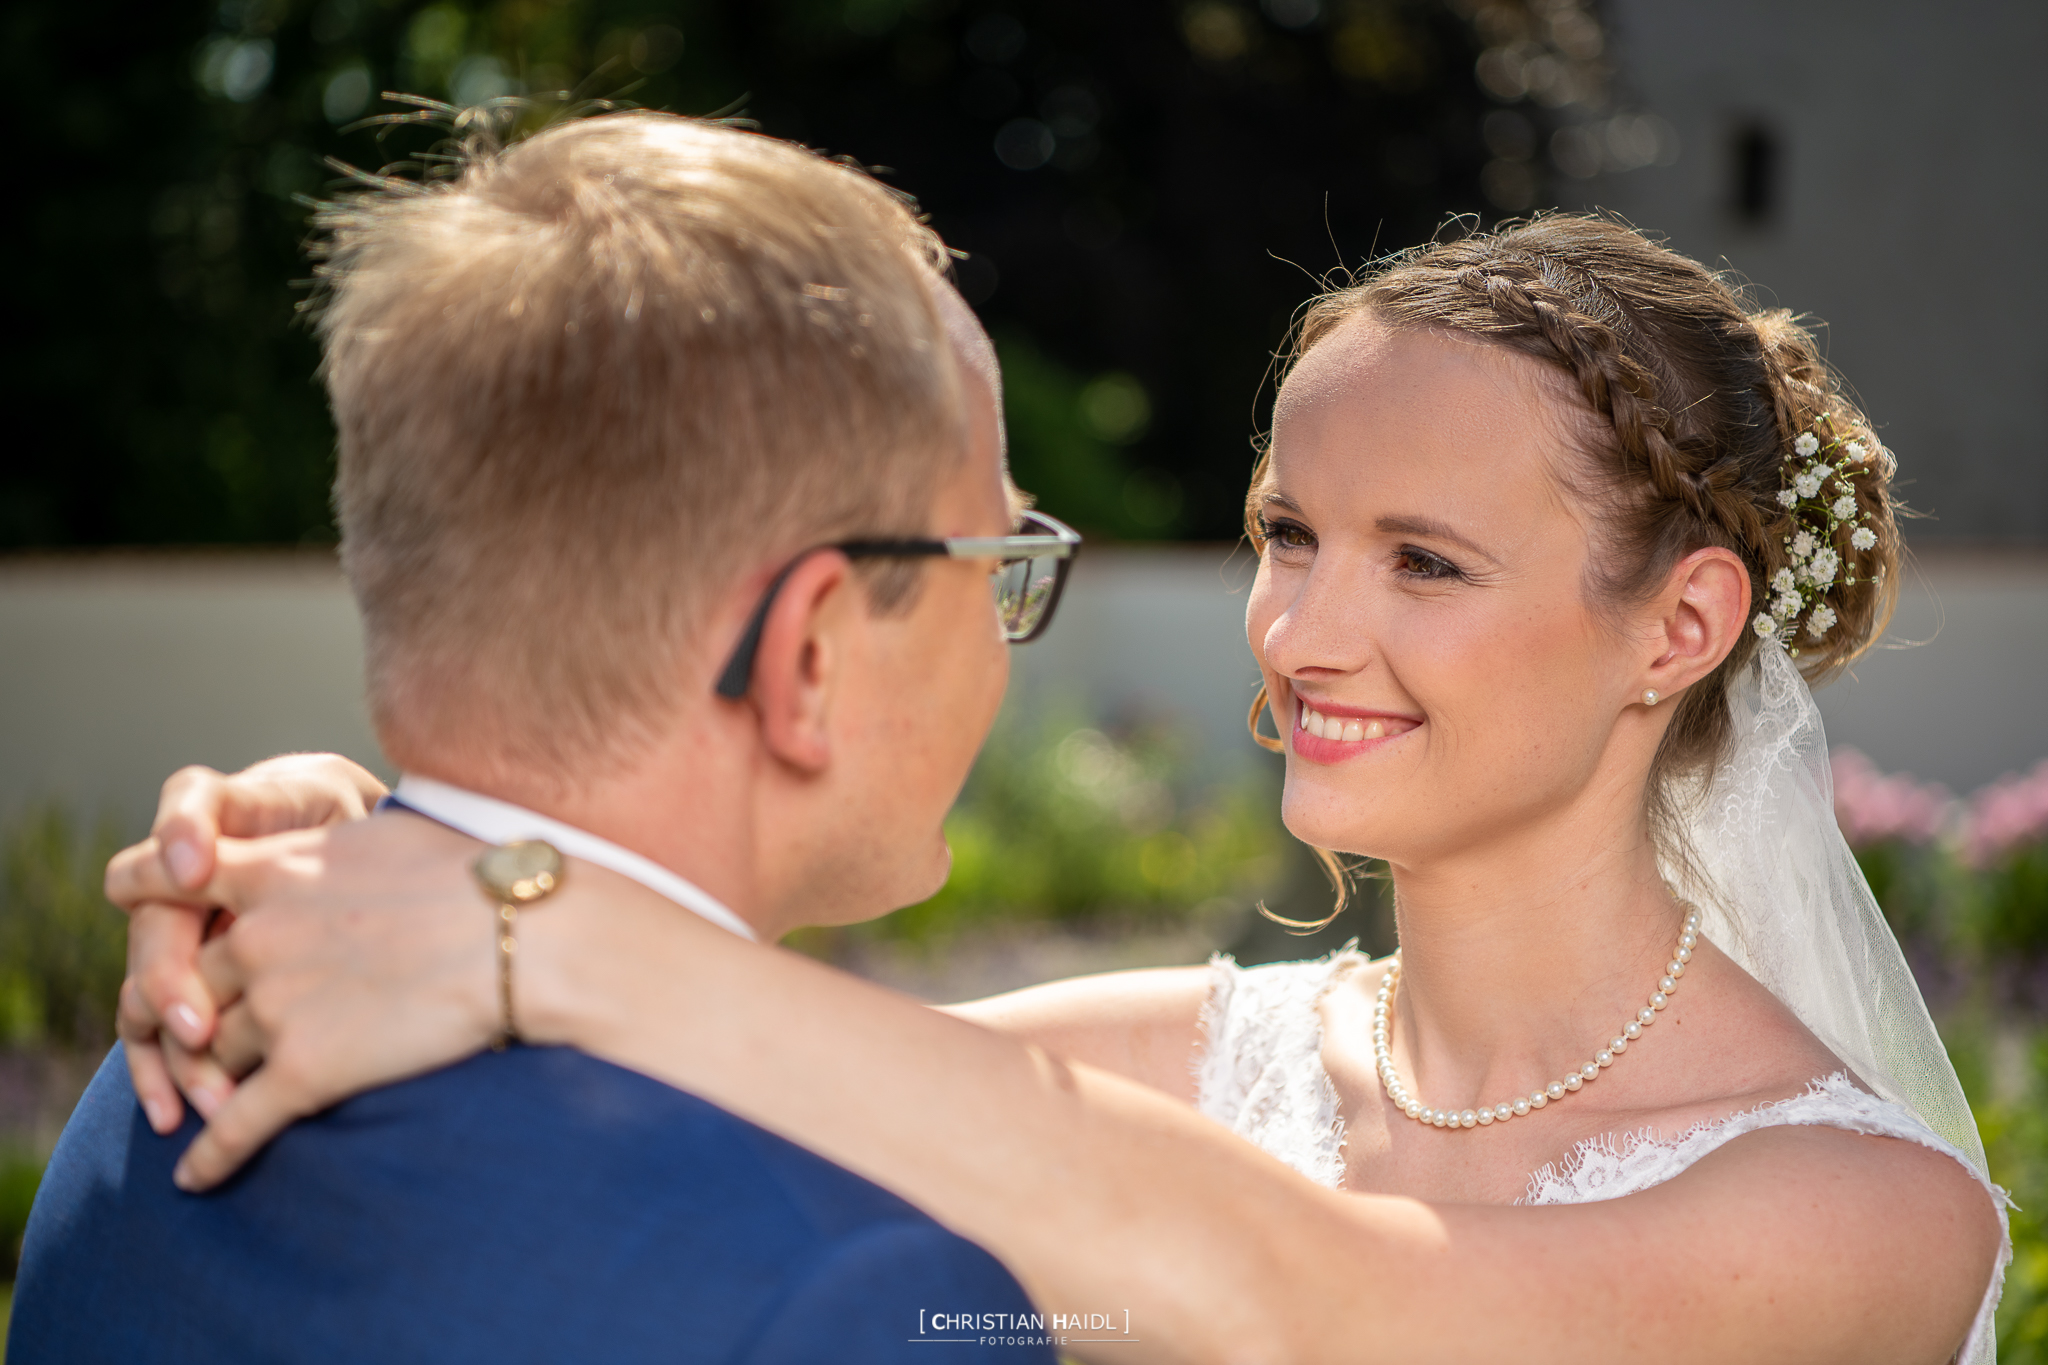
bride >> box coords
[109,215,2007,1362]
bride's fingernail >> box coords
[168,1003,206,1047]
[143,1098,174,1133]
[166,840,204,889]
[187,1086,222,1119]
[173,1161,197,1192]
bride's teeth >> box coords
[1299,705,1407,743]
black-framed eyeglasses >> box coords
[714,509,1082,699]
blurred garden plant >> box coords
[1831,747,1953,941]
[0,804,126,1304]
[852,710,1287,947]
[1831,753,2048,1356]
[1965,758,2048,960]
[0,1147,39,1283]
[0,805,126,1052]
[1948,1021,2048,1357]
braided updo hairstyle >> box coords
[1249,214,1901,892]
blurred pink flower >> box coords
[1962,757,2048,868]
[1831,748,1952,849]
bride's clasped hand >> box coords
[87,196,2006,1363]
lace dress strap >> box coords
[1193,945,1362,1189]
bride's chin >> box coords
[1278,787,1389,860]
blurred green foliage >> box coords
[0,1149,43,1283]
[844,711,1287,945]
[0,806,126,1052]
[1852,836,2048,969]
[1940,1020,2048,1358]
[1979,846,2048,961]
[6,0,1519,547]
[996,335,1181,540]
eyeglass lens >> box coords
[993,554,1061,639]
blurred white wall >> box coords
[0,553,384,828]
[2,546,2044,829]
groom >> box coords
[12,113,1054,1362]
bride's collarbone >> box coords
[1318,951,1845,1203]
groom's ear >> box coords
[747,551,858,775]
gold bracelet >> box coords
[471,840,565,1051]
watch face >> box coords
[474,839,564,903]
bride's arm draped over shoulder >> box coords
[939,968,1213,1105]
[171,819,1999,1365]
[103,754,1218,1111]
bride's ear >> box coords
[1642,546,1751,699]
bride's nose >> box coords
[1259,559,1376,680]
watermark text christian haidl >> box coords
[915,1308,1137,1345]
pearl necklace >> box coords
[1372,904,1702,1130]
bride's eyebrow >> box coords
[1375,514,1495,563]
[1259,491,1305,517]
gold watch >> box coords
[472,840,565,1051]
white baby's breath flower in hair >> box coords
[1831,494,1858,520]
[1773,590,1802,619]
[1809,548,1840,585]
[1795,432,1820,457]
[1843,440,1868,463]
[1772,568,1797,594]
[1851,526,1877,551]
[1790,530,1816,559]
[1807,604,1838,637]
[1794,472,1823,499]
[1777,488,1799,508]
[1754,612,1779,639]
[1812,463,1833,481]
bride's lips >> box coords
[1289,695,1421,764]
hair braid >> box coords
[1446,262,1733,534]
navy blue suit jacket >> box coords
[11,1045,1051,1363]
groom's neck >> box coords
[409,713,773,938]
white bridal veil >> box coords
[1671,639,1985,1168]
[1668,638,2007,1361]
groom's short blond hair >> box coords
[314,113,964,781]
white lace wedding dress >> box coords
[1195,946,2009,1363]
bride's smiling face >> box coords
[1247,316,1644,866]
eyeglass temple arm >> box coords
[713,554,815,700]
[716,517,1080,698]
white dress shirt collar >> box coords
[391,775,756,942]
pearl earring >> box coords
[1642,689,1661,706]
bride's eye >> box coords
[1257,516,1317,561]
[1394,545,1463,581]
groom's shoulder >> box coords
[13,1044,1052,1364]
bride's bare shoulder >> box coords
[1636,934,1856,1119]
[1631,1112,2003,1360]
